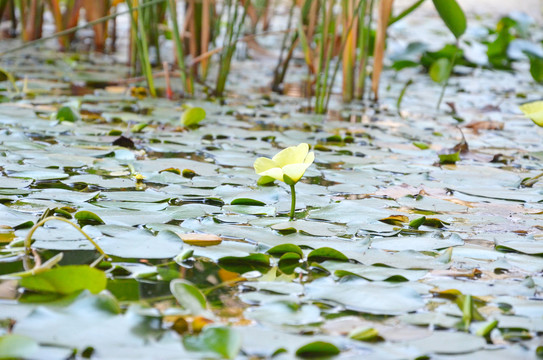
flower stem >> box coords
[289,184,296,220]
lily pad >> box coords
[304,278,424,315]
[20,265,106,296]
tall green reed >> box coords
[215,0,249,98]
[126,0,156,97]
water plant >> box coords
[519,101,543,127]
[254,143,315,220]
[215,0,249,98]
[432,0,466,109]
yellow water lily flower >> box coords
[253,143,315,185]
[519,101,543,127]
[254,143,314,220]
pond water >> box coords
[0,3,542,360]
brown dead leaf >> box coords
[379,215,409,226]
[179,233,222,247]
[429,268,482,278]
[465,120,504,134]
[480,104,500,112]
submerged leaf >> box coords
[184,326,241,359]
[170,279,207,315]
[0,335,39,359]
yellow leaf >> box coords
[179,233,222,247]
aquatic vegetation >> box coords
[0,2,542,359]
[519,100,543,127]
[254,143,315,219]
[180,106,206,127]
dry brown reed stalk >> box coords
[371,0,393,100]
[200,0,211,78]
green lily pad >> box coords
[181,107,206,127]
[295,341,340,358]
[218,253,271,274]
[20,265,106,296]
[56,106,79,122]
[438,151,461,164]
[307,247,349,263]
[304,278,424,315]
[0,335,39,359]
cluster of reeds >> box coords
[1,0,253,98]
[0,0,466,113]
[270,0,397,114]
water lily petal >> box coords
[304,151,315,165]
[272,143,309,167]
[282,163,311,184]
[258,167,285,182]
[254,157,278,174]
[519,101,543,127]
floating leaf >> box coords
[245,302,322,326]
[348,327,380,342]
[438,151,461,164]
[56,106,79,122]
[131,123,148,133]
[305,278,424,315]
[181,107,206,127]
[379,215,409,226]
[20,265,107,296]
[475,320,498,337]
[295,341,340,358]
[407,331,485,355]
[413,142,430,150]
[179,233,222,247]
[218,254,271,274]
[307,247,348,263]
[231,198,266,206]
[182,169,197,178]
[423,217,450,228]
[159,167,182,175]
[257,176,276,186]
[74,211,105,226]
[267,244,303,258]
[278,252,302,275]
[409,216,426,229]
